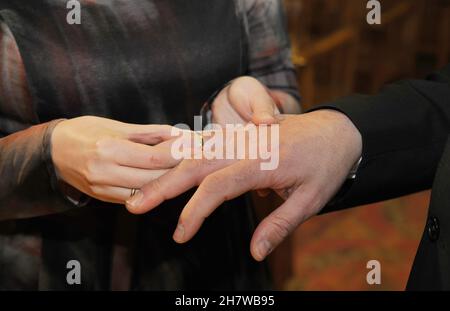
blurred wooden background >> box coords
[258,0,450,290]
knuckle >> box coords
[84,159,100,185]
[228,76,258,97]
[201,174,223,194]
[178,160,196,174]
[147,179,165,201]
[148,153,163,167]
[178,160,193,171]
[94,138,114,158]
[233,163,255,182]
[228,80,242,98]
[88,185,102,195]
[180,160,204,185]
[233,76,256,87]
[268,215,293,241]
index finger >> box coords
[172,159,264,244]
[125,158,234,214]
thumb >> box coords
[250,185,317,261]
[251,96,280,125]
[228,77,279,125]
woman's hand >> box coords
[211,76,282,126]
[51,116,183,204]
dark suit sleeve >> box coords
[310,64,450,212]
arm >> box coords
[0,20,182,221]
[129,64,450,261]
[0,19,71,220]
[0,120,73,220]
[209,0,301,127]
[314,64,450,211]
[244,0,301,113]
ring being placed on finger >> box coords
[194,131,204,151]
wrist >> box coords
[311,109,363,171]
[201,82,233,128]
[48,118,91,207]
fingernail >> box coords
[274,106,281,116]
[173,223,185,243]
[256,240,273,260]
[126,190,143,210]
[260,112,275,121]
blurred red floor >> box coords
[286,191,430,290]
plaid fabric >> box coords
[0,0,298,289]
[241,0,300,101]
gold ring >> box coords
[194,131,204,151]
[130,188,138,197]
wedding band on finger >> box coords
[130,188,138,197]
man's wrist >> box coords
[309,109,363,177]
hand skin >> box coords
[50,78,296,206]
[51,116,189,204]
[210,76,300,197]
[125,110,363,261]
[211,76,300,126]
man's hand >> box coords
[126,110,362,261]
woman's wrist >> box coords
[201,81,233,127]
[45,118,92,207]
